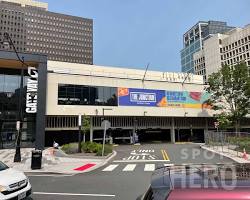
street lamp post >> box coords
[1,32,26,162]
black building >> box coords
[0,0,93,64]
[0,50,47,149]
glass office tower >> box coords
[181,21,234,73]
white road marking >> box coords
[123,164,136,171]
[33,192,115,197]
[144,164,155,171]
[164,164,174,167]
[102,164,118,171]
[114,160,170,163]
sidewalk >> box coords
[0,148,116,174]
[201,145,250,164]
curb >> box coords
[23,150,117,175]
[200,145,250,164]
[86,150,117,173]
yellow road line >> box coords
[161,149,170,161]
[163,150,170,160]
[161,149,168,160]
[161,150,165,160]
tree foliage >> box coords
[81,114,90,134]
[206,63,250,131]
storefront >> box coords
[0,50,47,149]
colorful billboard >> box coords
[118,88,165,107]
[118,87,211,109]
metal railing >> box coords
[205,131,250,155]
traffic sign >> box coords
[101,120,111,129]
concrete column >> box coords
[90,117,93,142]
[35,62,47,150]
[171,117,175,143]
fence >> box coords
[204,131,250,155]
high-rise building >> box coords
[181,21,234,73]
[194,24,250,82]
[0,0,93,64]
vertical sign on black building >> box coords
[26,67,38,113]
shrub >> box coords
[81,142,102,153]
[96,144,113,156]
[61,143,78,154]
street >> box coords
[27,143,234,200]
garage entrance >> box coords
[175,129,204,143]
[137,129,171,143]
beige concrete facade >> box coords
[193,24,250,81]
[1,0,48,10]
[46,61,213,118]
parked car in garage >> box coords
[0,161,32,200]
[138,164,250,200]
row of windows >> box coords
[26,43,91,52]
[26,31,92,42]
[0,45,25,52]
[26,45,92,54]
[58,84,117,106]
[26,17,92,31]
[221,45,249,60]
[0,26,24,33]
[1,8,92,26]
[0,20,23,26]
[196,69,206,76]
[49,56,92,64]
[27,37,92,47]
[222,56,250,66]
[26,24,92,37]
[221,36,250,53]
[0,14,23,20]
[26,48,92,58]
[26,12,92,26]
[0,32,26,40]
[194,56,205,64]
[1,9,23,15]
[194,63,205,71]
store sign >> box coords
[26,67,38,113]
[118,87,211,109]
[118,88,165,106]
[130,92,156,103]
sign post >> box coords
[78,114,82,153]
[101,120,111,156]
[214,122,219,132]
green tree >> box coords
[214,112,232,131]
[81,114,90,143]
[206,63,250,132]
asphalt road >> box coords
[27,143,234,200]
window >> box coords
[58,84,118,106]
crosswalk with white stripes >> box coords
[101,163,173,173]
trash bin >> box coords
[31,150,42,170]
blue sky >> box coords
[43,0,250,72]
